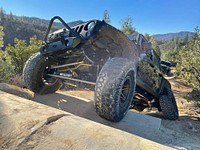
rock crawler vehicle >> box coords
[23,16,179,122]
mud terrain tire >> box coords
[159,87,179,120]
[95,58,136,122]
[23,52,62,94]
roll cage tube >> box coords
[43,16,82,43]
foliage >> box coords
[160,34,190,63]
[160,40,180,58]
[0,50,15,82]
[0,13,42,82]
[103,10,111,24]
[144,33,150,41]
[0,26,4,49]
[183,33,189,44]
[149,36,161,57]
[176,27,200,89]
[162,27,200,89]
[138,61,160,90]
[0,8,62,50]
[120,16,136,35]
[160,33,191,59]
[5,36,42,74]
[0,25,13,82]
[0,8,5,23]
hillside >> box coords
[154,31,193,42]
[0,10,82,49]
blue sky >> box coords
[1,0,200,35]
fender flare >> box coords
[159,77,171,95]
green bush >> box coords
[0,36,41,83]
[162,27,200,89]
[176,28,200,89]
[0,50,14,82]
[5,36,42,74]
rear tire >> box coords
[23,52,62,94]
[159,87,179,120]
[95,58,136,122]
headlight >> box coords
[87,21,95,31]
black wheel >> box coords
[23,52,62,94]
[95,57,136,122]
[159,87,179,120]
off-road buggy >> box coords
[23,16,179,122]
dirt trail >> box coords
[61,77,200,150]
[1,91,173,150]
[148,77,200,149]
[0,77,199,149]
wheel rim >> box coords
[42,66,57,86]
[119,75,132,109]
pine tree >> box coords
[171,37,175,42]
[175,37,179,45]
[9,12,14,20]
[0,26,4,50]
[183,33,189,44]
[121,16,136,35]
[103,10,111,24]
[144,33,150,41]
[0,8,5,24]
[150,36,161,57]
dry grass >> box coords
[9,74,24,88]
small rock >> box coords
[61,99,67,103]
[192,128,198,132]
[188,122,193,129]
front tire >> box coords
[159,87,179,120]
[23,52,62,94]
[95,58,136,122]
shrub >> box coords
[0,36,41,83]
[5,36,42,74]
[0,50,14,82]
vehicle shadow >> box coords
[33,91,161,141]
[33,91,200,149]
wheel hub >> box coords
[42,66,57,85]
[119,76,132,108]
